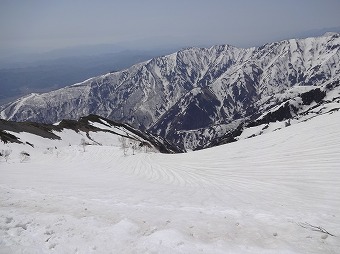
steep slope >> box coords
[1,108,339,253]
[1,33,340,150]
[0,115,180,154]
[202,79,340,149]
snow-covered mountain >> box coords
[1,33,340,150]
[0,114,180,154]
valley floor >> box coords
[1,111,340,253]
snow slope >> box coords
[1,110,340,253]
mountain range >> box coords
[1,33,340,151]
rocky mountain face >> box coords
[1,33,340,151]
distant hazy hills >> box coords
[0,48,177,105]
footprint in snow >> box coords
[5,217,13,224]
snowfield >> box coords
[1,111,340,253]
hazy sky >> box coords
[1,0,340,55]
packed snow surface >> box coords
[1,111,340,253]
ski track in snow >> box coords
[1,111,340,253]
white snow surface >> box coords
[1,111,340,253]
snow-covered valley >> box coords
[1,110,339,253]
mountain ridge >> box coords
[1,33,340,150]
[0,114,180,154]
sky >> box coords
[1,0,340,57]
